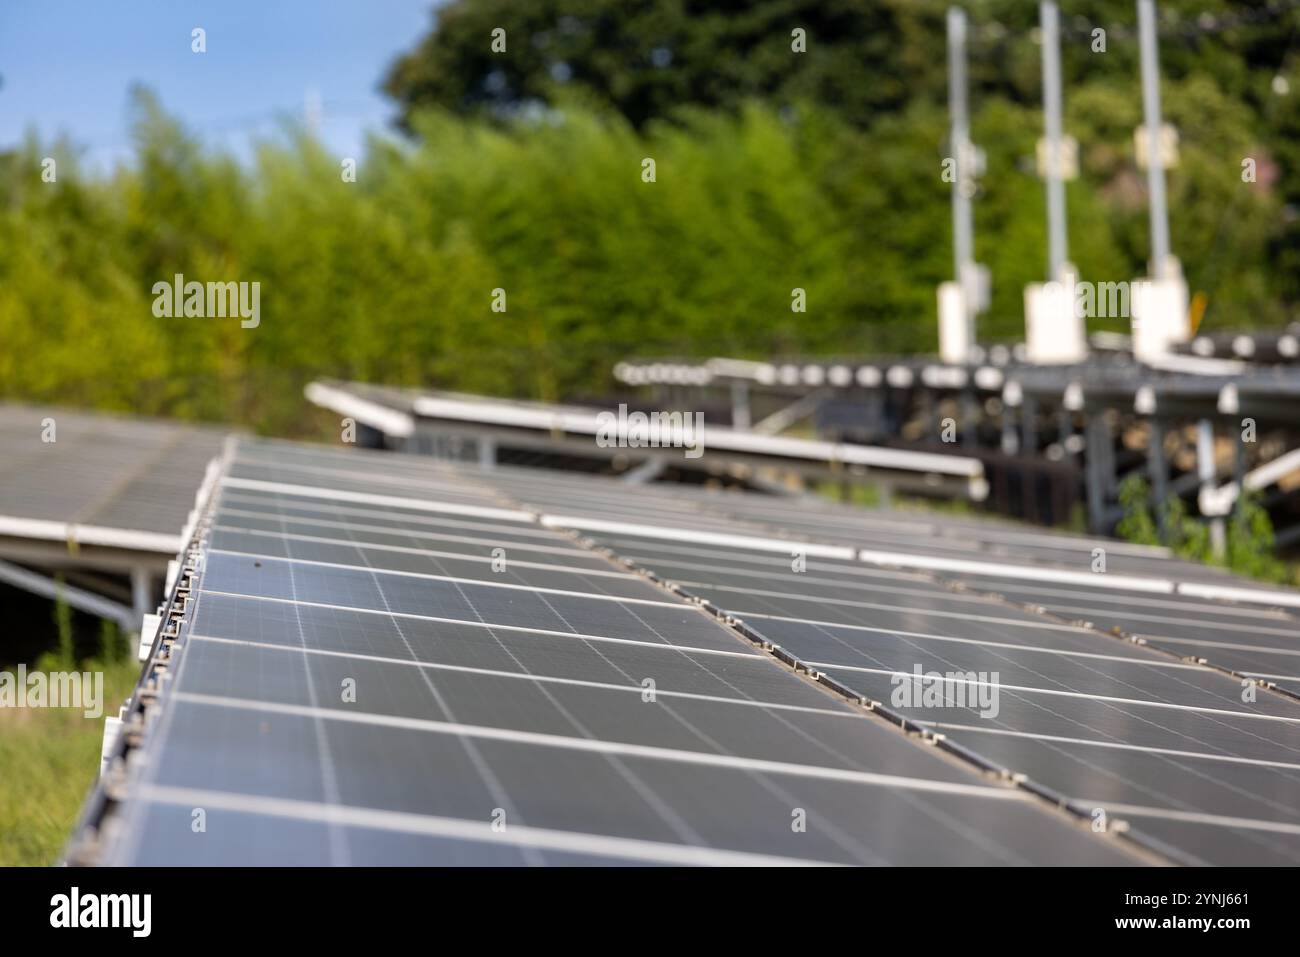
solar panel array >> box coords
[0,404,227,550]
[478,471,1300,867]
[92,438,1148,866]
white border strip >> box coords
[172,691,1020,800]
[304,381,415,438]
[207,548,680,606]
[215,507,595,557]
[691,583,1110,631]
[197,589,766,660]
[189,634,862,719]
[211,524,635,579]
[0,514,183,553]
[540,515,856,560]
[217,492,567,539]
[221,477,534,523]
[916,722,1300,772]
[856,547,1175,593]
[411,394,984,478]
[817,666,1300,725]
[137,785,836,866]
[1199,446,1300,517]
[1177,581,1300,610]
[1128,634,1300,657]
[1079,800,1300,837]
[732,608,1093,637]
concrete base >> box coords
[1024,280,1087,364]
[937,282,970,365]
[1132,276,1189,361]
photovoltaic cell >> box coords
[94,438,1146,866]
[459,463,1300,867]
[0,405,225,540]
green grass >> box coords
[1117,474,1298,586]
[0,591,142,866]
[0,657,139,866]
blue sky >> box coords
[0,0,440,169]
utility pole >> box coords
[1040,1,1067,281]
[947,6,976,356]
[1023,1,1085,365]
[1137,0,1171,279]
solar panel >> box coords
[80,439,1145,866]
[941,572,1300,697]
[486,472,1300,866]
[0,404,226,552]
[620,486,1300,698]
[305,379,990,501]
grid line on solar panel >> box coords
[117,734,1140,865]
[218,491,577,541]
[530,470,1289,613]
[190,589,766,661]
[796,665,1300,725]
[714,605,1103,642]
[522,488,1284,686]
[227,459,506,498]
[208,525,650,580]
[717,608,1294,707]
[950,576,1297,620]
[221,476,535,522]
[506,512,1196,847]
[209,536,642,589]
[235,441,484,483]
[530,516,1300,864]
[879,568,1300,700]
[714,519,1190,576]
[745,667,1300,859]
[170,642,1007,789]
[951,579,1300,642]
[631,562,1014,607]
[805,668,1300,802]
[123,787,838,866]
[699,500,1183,566]
[607,544,945,584]
[213,508,608,562]
[766,656,1300,765]
[190,532,560,867]
[759,626,1300,748]
[180,538,1066,800]
[215,455,1055,868]
[654,569,1300,689]
[185,634,860,719]
[680,489,1140,545]
[0,407,225,535]
[122,616,1112,868]
[197,569,752,652]
[162,691,1030,799]
[235,440,451,470]
[906,721,1300,771]
[540,515,858,559]
[922,576,1300,698]
[97,444,1156,866]
[684,583,1123,632]
[603,512,1294,696]
[291,509,1039,866]
[650,483,1270,591]
[204,549,678,604]
[227,466,522,512]
[797,636,1192,668]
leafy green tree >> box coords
[384,0,949,131]
[1116,474,1160,545]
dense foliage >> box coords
[1117,474,1290,580]
[1,0,1296,435]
